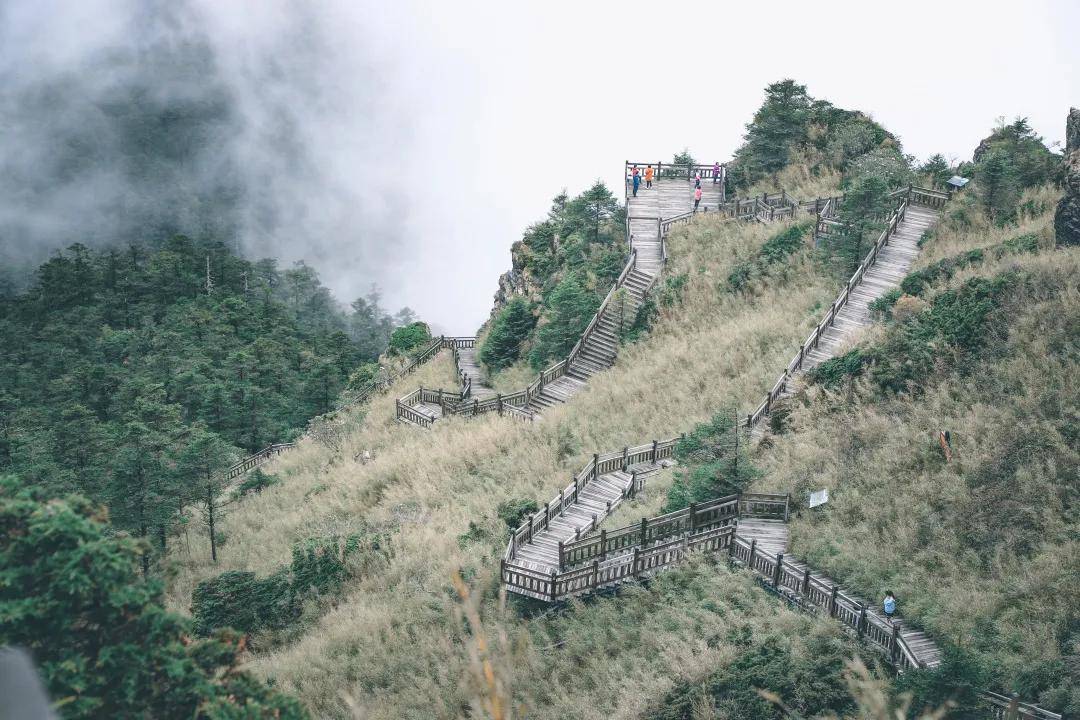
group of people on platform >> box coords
[627,163,722,214]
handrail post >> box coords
[630,470,638,498]
[890,622,900,663]
[829,586,838,617]
[857,604,866,638]
[640,517,648,547]
[688,501,697,533]
[1005,694,1020,720]
[599,529,607,562]
[784,495,791,523]
[550,570,558,602]
[558,540,564,570]
[632,547,641,578]
[652,439,659,462]
[801,568,811,598]
[747,538,757,570]
[592,559,600,589]
[593,453,599,481]
[773,553,783,588]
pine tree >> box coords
[176,424,239,563]
[479,298,536,371]
[0,478,307,718]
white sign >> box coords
[807,488,829,508]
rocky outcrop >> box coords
[488,241,546,325]
[1055,108,1080,247]
[1066,107,1080,155]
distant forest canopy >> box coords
[0,235,418,562]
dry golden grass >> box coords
[163,206,858,717]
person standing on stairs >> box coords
[632,170,641,197]
[694,171,702,189]
[693,185,703,212]
[645,165,654,189]
[883,591,897,621]
[712,161,721,184]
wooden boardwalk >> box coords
[734,519,943,668]
[508,460,673,576]
[745,189,948,434]
[523,177,720,414]
[802,206,937,371]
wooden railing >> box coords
[558,494,741,570]
[981,691,1062,720]
[503,438,681,563]
[222,442,295,482]
[730,534,923,670]
[625,160,726,182]
[743,185,950,430]
[501,485,790,603]
[729,531,1061,716]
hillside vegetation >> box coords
[165,186,867,716]
[748,186,1078,715]
[0,237,418,570]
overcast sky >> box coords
[335,0,1080,332]
[3,0,1077,333]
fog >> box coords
[2,0,1078,332]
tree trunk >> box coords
[140,523,150,576]
[206,482,217,563]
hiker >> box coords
[713,161,721,184]
[694,171,702,189]
[883,591,896,621]
[632,170,641,197]
[645,164,654,189]
[693,185,703,212]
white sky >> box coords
[360,0,1079,332]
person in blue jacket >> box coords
[883,590,897,620]
[632,170,641,197]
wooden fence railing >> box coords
[501,485,790,603]
[981,691,1063,720]
[625,160,726,182]
[557,494,742,570]
[503,438,681,563]
[743,185,950,430]
[222,442,295,482]
[730,534,923,670]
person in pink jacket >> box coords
[694,186,703,212]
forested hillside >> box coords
[0,236,416,567]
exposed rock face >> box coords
[488,241,545,325]
[1055,108,1080,247]
[1066,107,1080,155]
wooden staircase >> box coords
[396,161,858,427]
[745,187,951,434]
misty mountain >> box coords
[0,0,414,304]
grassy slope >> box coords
[751,187,1079,711]
[165,200,865,717]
